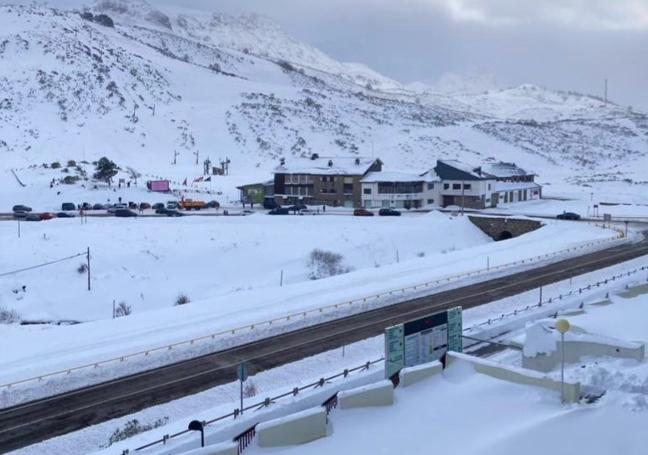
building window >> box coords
[329,188,336,194]
[463,183,472,190]
[427,183,434,190]
[488,183,491,190]
[452,183,461,190]
[363,188,372,195]
[444,183,450,190]
[343,183,354,194]
[321,188,328,193]
[427,199,434,204]
[344,177,353,184]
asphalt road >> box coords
[1,235,648,453]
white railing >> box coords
[0,232,625,391]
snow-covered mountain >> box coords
[0,1,647,200]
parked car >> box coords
[206,200,220,209]
[81,202,92,210]
[12,204,32,213]
[353,208,374,217]
[379,208,401,216]
[113,203,128,209]
[263,199,278,210]
[61,202,76,211]
[139,202,151,210]
[299,209,318,215]
[287,204,308,212]
[92,203,106,210]
[25,213,42,222]
[164,209,185,217]
[114,209,138,217]
[557,212,581,220]
[152,202,165,210]
[166,201,179,209]
[268,208,290,215]
[128,202,138,209]
[13,211,28,219]
[56,212,75,218]
[39,212,55,220]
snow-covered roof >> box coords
[496,181,541,192]
[275,157,379,176]
[362,171,426,183]
[483,161,534,178]
[435,160,489,180]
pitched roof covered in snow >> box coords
[434,160,490,181]
[275,157,381,176]
[482,161,535,178]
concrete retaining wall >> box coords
[447,352,581,403]
[338,380,394,408]
[399,361,443,387]
[523,340,645,373]
[182,442,238,455]
[257,406,327,447]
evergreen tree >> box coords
[94,157,118,186]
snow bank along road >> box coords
[2,235,648,453]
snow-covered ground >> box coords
[0,215,619,397]
[9,252,647,455]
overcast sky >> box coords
[10,0,648,109]
[163,0,648,109]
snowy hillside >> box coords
[0,1,647,205]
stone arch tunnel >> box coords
[468,216,542,241]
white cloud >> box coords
[421,0,648,30]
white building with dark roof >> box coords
[360,170,441,209]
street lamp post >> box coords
[555,319,570,403]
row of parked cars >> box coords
[266,204,402,216]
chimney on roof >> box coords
[328,159,333,167]
[355,157,360,165]
[280,157,285,166]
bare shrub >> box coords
[115,302,132,317]
[0,306,21,324]
[104,417,168,447]
[308,249,350,280]
[243,381,258,398]
[175,293,190,306]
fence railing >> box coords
[123,358,382,454]
[464,265,648,336]
[0,232,625,391]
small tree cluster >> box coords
[77,263,88,274]
[308,249,350,280]
[115,302,132,317]
[93,157,118,185]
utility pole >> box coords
[17,220,20,238]
[604,78,608,104]
[194,150,199,166]
[173,150,179,165]
[86,247,91,291]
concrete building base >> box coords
[257,407,327,448]
[338,380,394,408]
[399,361,443,387]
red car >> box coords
[39,212,55,220]
[353,208,374,217]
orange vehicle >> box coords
[179,199,206,210]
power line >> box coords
[0,252,86,278]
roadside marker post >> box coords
[238,363,249,415]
